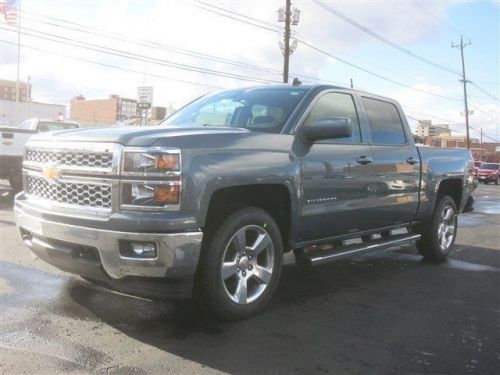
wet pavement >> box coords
[0,182,499,374]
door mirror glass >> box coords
[302,117,352,142]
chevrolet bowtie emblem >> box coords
[42,165,61,181]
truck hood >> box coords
[28,126,251,147]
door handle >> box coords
[406,157,419,165]
[357,156,373,165]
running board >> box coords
[296,233,421,266]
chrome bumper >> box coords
[14,204,203,280]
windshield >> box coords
[37,122,79,132]
[480,163,499,170]
[161,88,307,133]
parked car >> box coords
[0,118,80,192]
[476,162,500,184]
[14,85,475,319]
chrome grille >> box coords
[25,150,113,169]
[26,176,112,209]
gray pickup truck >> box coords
[14,85,475,319]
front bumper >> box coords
[477,175,497,182]
[14,198,203,298]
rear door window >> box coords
[362,97,407,145]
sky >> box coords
[0,0,498,140]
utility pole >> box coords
[282,0,291,83]
[278,1,300,83]
[452,35,472,149]
[15,0,22,125]
[350,78,354,89]
[480,128,483,161]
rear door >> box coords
[297,90,376,241]
[360,96,420,226]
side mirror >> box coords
[301,117,352,142]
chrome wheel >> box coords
[221,225,275,304]
[437,205,456,251]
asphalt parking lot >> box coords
[0,182,499,374]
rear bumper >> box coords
[14,199,204,298]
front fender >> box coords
[181,147,301,238]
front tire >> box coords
[195,207,283,320]
[416,196,458,261]
[8,174,23,193]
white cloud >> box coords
[0,0,497,137]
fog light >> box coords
[119,240,157,259]
[132,242,156,256]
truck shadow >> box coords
[65,245,499,374]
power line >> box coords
[295,37,461,101]
[205,0,430,84]
[1,25,281,85]
[184,0,280,33]
[390,2,498,76]
[181,0,465,100]
[405,110,498,142]
[13,3,481,115]
[312,0,461,77]
[390,2,451,43]
[188,0,431,84]
[411,0,499,68]
[469,82,499,102]
[192,0,281,31]
[19,9,346,87]
[20,10,282,77]
[0,39,223,90]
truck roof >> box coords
[239,84,397,103]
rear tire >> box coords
[416,196,458,261]
[195,207,283,320]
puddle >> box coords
[390,253,499,273]
[444,259,499,272]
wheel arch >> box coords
[200,183,297,252]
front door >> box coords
[297,91,375,241]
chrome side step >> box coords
[296,233,421,266]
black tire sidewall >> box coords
[196,207,283,320]
[8,175,23,193]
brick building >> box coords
[70,95,137,126]
[470,142,500,162]
[0,79,31,102]
[423,134,479,148]
[422,134,499,162]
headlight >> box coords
[121,181,181,210]
[122,147,180,176]
[120,147,181,211]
